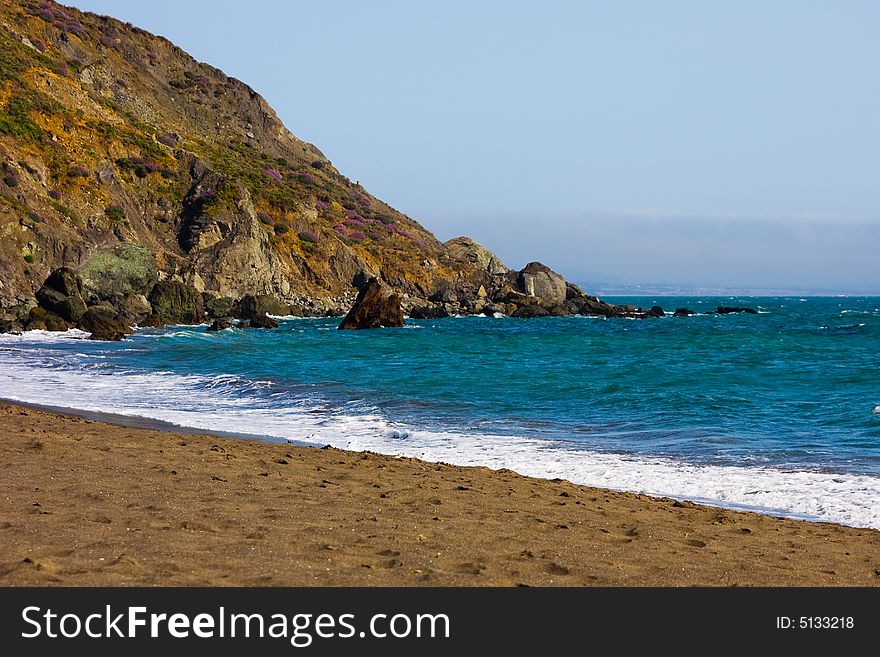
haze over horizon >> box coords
[72,0,880,294]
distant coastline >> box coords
[587,283,880,297]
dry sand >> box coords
[1,401,878,586]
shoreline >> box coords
[1,395,869,530]
[1,400,878,586]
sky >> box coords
[71,0,880,293]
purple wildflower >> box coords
[262,168,283,182]
[68,165,89,178]
[298,230,319,244]
[48,189,62,200]
[157,133,177,147]
[64,21,84,35]
[54,61,68,76]
[315,199,329,211]
[290,170,315,184]
[348,230,366,242]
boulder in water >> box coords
[148,281,204,324]
[717,306,758,315]
[338,278,404,330]
[511,304,550,318]
[207,318,234,332]
[249,313,279,329]
[79,306,133,341]
[236,294,289,320]
[409,305,450,319]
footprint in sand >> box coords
[22,556,60,574]
[456,562,486,575]
[544,562,570,576]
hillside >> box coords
[0,0,488,312]
[0,0,649,329]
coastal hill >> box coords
[0,0,639,325]
[0,0,482,311]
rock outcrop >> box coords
[516,262,567,306]
[0,0,477,310]
[444,237,509,275]
[338,279,404,330]
[147,281,205,325]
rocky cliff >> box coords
[0,0,482,312]
[0,0,658,328]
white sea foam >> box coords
[1,333,879,530]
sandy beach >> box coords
[1,401,878,586]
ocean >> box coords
[1,296,878,529]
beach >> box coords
[1,401,878,587]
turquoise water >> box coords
[1,296,879,528]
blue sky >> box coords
[72,0,880,292]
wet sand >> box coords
[1,401,878,586]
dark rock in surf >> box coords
[148,281,204,324]
[249,313,279,329]
[673,308,697,317]
[338,278,404,330]
[409,305,450,320]
[79,306,133,341]
[207,318,234,332]
[511,304,550,318]
[717,306,758,315]
[236,294,289,321]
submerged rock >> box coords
[716,306,758,315]
[207,318,234,332]
[338,278,404,330]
